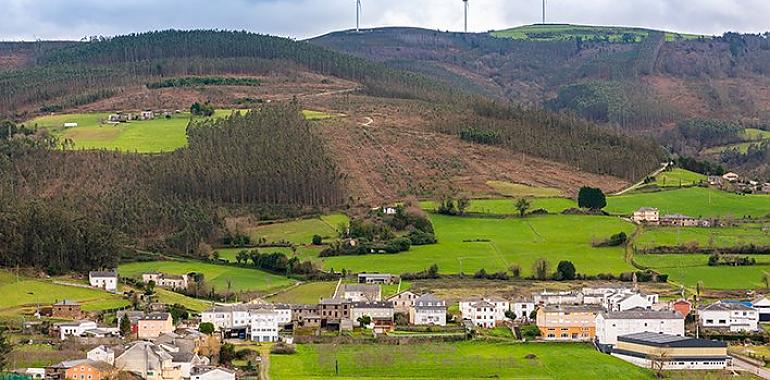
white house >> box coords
[595,309,685,346]
[632,207,659,224]
[63,122,78,128]
[249,308,279,342]
[511,301,536,320]
[532,290,583,305]
[409,294,446,326]
[55,320,98,340]
[699,302,759,332]
[460,297,510,328]
[722,172,740,182]
[751,296,770,322]
[191,367,236,380]
[143,273,189,290]
[605,292,657,312]
[89,271,118,291]
[86,345,115,365]
[273,304,292,327]
[339,284,381,302]
[351,301,395,329]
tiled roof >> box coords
[601,308,683,320]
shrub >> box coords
[311,234,323,245]
[270,342,296,355]
[408,230,437,245]
[520,324,541,339]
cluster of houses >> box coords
[201,274,449,341]
[632,207,713,227]
[105,110,175,124]
[709,172,770,194]
[42,332,234,380]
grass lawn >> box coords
[635,254,770,289]
[491,24,702,42]
[485,181,563,197]
[269,341,655,379]
[118,260,295,293]
[0,275,128,316]
[636,225,770,249]
[265,282,337,304]
[606,187,770,218]
[649,169,707,188]
[27,109,327,153]
[420,198,577,215]
[314,214,635,276]
[153,288,211,312]
[248,213,349,245]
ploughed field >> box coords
[269,341,656,379]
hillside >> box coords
[310,26,770,180]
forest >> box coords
[0,104,344,273]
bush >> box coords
[311,234,323,245]
[270,342,296,355]
[554,261,576,281]
[577,186,607,210]
[408,230,437,245]
[520,324,541,339]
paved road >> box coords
[611,162,669,196]
[731,355,770,379]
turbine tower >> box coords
[463,0,469,32]
[542,0,546,24]
[356,0,362,32]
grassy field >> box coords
[265,282,337,304]
[118,260,295,293]
[636,225,770,249]
[485,181,563,197]
[248,213,349,245]
[153,288,211,312]
[315,214,635,276]
[491,24,703,42]
[27,109,331,153]
[606,187,770,218]
[269,341,655,379]
[635,254,770,289]
[0,274,128,316]
[649,168,707,188]
[420,198,577,215]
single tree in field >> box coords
[532,258,551,281]
[509,264,521,279]
[763,272,770,289]
[577,186,607,210]
[515,198,531,217]
[555,261,576,281]
[457,197,470,216]
[357,315,372,328]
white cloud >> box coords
[0,0,767,41]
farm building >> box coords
[51,300,82,320]
[89,270,118,291]
[63,122,78,128]
[722,172,739,182]
[595,309,685,347]
[659,214,707,227]
[358,273,399,284]
[611,332,728,370]
[632,207,659,224]
[140,111,155,120]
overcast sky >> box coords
[1,0,768,41]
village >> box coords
[8,266,770,379]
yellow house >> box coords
[138,312,174,339]
[611,332,729,370]
[536,305,603,341]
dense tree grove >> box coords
[440,101,665,181]
[0,104,344,273]
[577,187,607,210]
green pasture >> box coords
[420,198,576,215]
[491,24,703,42]
[265,282,337,304]
[248,213,349,245]
[704,141,763,155]
[153,288,211,312]
[118,260,295,293]
[315,214,635,276]
[26,109,331,153]
[605,187,770,218]
[635,254,770,289]
[269,341,655,379]
[649,168,707,188]
[636,225,770,249]
[742,128,770,140]
[0,275,128,316]
[485,181,564,197]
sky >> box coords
[1,0,768,41]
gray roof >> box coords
[542,305,604,313]
[413,294,446,308]
[54,300,81,306]
[89,271,117,278]
[342,284,381,293]
[358,273,396,278]
[351,301,394,309]
[601,308,683,320]
[701,302,755,311]
[319,298,351,305]
[171,352,196,363]
[618,332,726,348]
[140,312,170,320]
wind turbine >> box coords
[356,0,362,32]
[542,0,546,24]
[463,0,469,32]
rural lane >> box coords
[731,355,770,379]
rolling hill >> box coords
[310,25,770,180]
